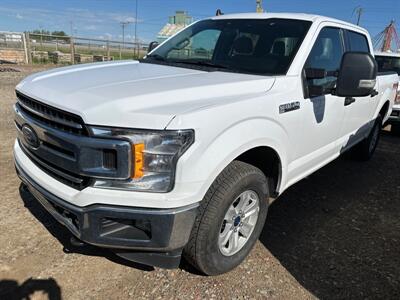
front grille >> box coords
[18,136,91,190]
[16,91,88,136]
[15,91,131,190]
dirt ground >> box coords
[1,65,399,300]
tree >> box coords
[51,31,67,37]
[32,29,50,35]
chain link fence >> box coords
[0,31,149,65]
[28,33,149,64]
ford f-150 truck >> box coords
[14,13,398,275]
[375,51,400,132]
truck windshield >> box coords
[143,18,312,75]
[375,55,400,75]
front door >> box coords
[289,26,346,182]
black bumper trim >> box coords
[15,160,198,255]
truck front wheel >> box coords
[183,161,269,275]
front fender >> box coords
[175,118,289,201]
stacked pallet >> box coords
[0,49,25,63]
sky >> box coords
[0,0,399,43]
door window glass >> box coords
[305,27,344,95]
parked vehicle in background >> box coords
[13,13,398,275]
[375,52,400,133]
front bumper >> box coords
[15,160,198,268]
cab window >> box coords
[304,27,344,96]
[347,31,370,52]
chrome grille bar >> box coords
[16,91,87,135]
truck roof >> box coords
[374,51,400,57]
[211,12,367,33]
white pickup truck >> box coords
[14,13,398,275]
[375,51,400,132]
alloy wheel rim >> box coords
[218,190,260,256]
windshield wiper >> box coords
[143,56,236,72]
[170,60,229,69]
[145,54,166,61]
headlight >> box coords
[89,126,194,192]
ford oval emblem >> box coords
[21,124,40,149]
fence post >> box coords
[119,44,122,60]
[25,32,31,64]
[106,41,110,60]
[70,36,75,64]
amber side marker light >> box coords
[133,143,145,179]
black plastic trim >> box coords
[15,160,198,252]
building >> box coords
[0,31,23,43]
[157,11,193,43]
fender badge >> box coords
[279,101,300,114]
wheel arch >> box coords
[235,146,282,198]
[378,100,391,125]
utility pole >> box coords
[70,21,74,37]
[120,21,132,50]
[39,24,43,48]
[134,0,139,58]
[353,6,363,26]
[69,21,75,64]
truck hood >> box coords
[17,60,275,129]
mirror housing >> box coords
[148,41,160,53]
[335,52,377,97]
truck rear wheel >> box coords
[183,161,269,275]
[352,115,382,161]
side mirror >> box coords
[335,52,377,97]
[148,41,159,52]
[174,38,190,50]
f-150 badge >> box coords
[279,101,300,114]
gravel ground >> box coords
[0,65,399,299]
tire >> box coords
[352,115,382,161]
[183,161,269,275]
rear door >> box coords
[339,30,378,150]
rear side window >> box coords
[375,56,400,75]
[347,31,370,52]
